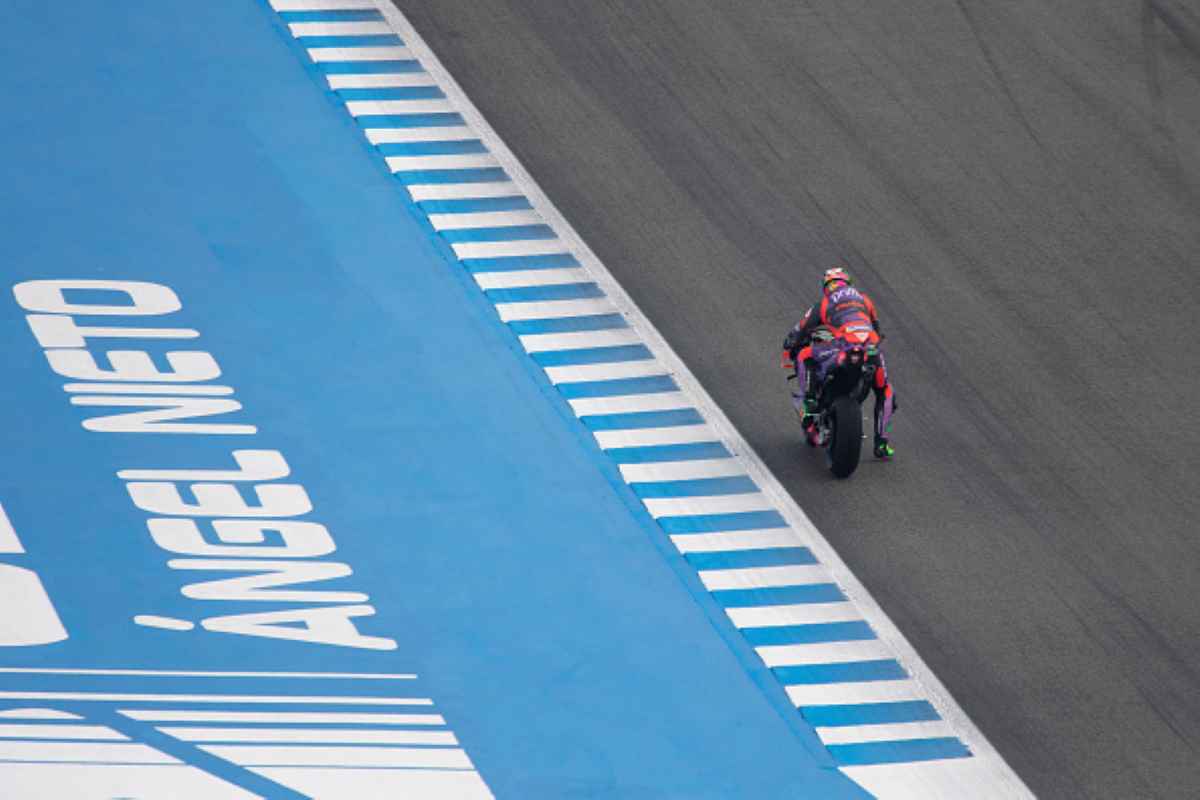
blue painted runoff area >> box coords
[0,1,871,797]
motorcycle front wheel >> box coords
[826,395,863,479]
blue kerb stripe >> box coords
[337,87,445,102]
[581,409,703,431]
[509,315,627,335]
[444,225,558,245]
[605,442,730,463]
[487,282,600,302]
[657,510,787,533]
[532,345,652,367]
[356,113,463,127]
[318,60,423,74]
[827,738,970,766]
[711,584,846,608]
[684,546,815,571]
[377,140,486,157]
[556,375,678,399]
[298,35,402,47]
[420,196,531,214]
[462,253,579,273]
[632,476,758,498]
[741,621,875,647]
[773,659,907,685]
[279,10,384,22]
[799,700,940,727]
[394,168,508,185]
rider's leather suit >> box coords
[782,285,896,441]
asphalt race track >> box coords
[390,2,1200,797]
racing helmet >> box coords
[822,266,852,294]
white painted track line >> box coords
[328,73,437,90]
[473,268,589,290]
[202,744,472,769]
[727,602,862,628]
[289,22,393,37]
[785,681,925,706]
[121,710,445,725]
[452,240,568,260]
[0,709,80,720]
[307,46,412,63]
[0,741,176,764]
[698,564,830,591]
[405,181,521,201]
[271,0,375,9]
[641,493,773,518]
[0,724,127,741]
[347,99,452,117]
[384,153,497,172]
[669,529,799,553]
[542,360,666,384]
[0,691,432,705]
[162,727,458,746]
[430,210,543,231]
[494,298,613,321]
[592,424,714,449]
[520,329,640,354]
[816,721,957,745]
[0,503,23,554]
[567,391,692,416]
[757,640,895,667]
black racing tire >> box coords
[827,395,863,479]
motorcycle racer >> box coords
[781,266,897,458]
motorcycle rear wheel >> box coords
[827,396,863,479]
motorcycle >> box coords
[789,324,879,479]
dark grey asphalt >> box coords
[391,2,1200,797]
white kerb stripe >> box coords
[568,391,691,416]
[816,720,958,746]
[347,99,453,116]
[404,181,520,201]
[726,601,863,629]
[288,22,393,36]
[121,710,445,725]
[452,240,569,260]
[429,210,542,231]
[785,680,925,707]
[202,744,472,769]
[473,268,589,290]
[328,73,437,90]
[699,564,830,591]
[161,727,458,746]
[365,124,473,142]
[756,639,894,667]
[270,0,375,9]
[622,459,743,484]
[494,298,613,322]
[520,329,641,354]
[543,360,667,384]
[841,760,998,800]
[641,493,773,518]
[307,46,412,63]
[668,528,797,553]
[385,153,497,172]
[593,424,715,449]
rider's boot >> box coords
[873,435,895,459]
